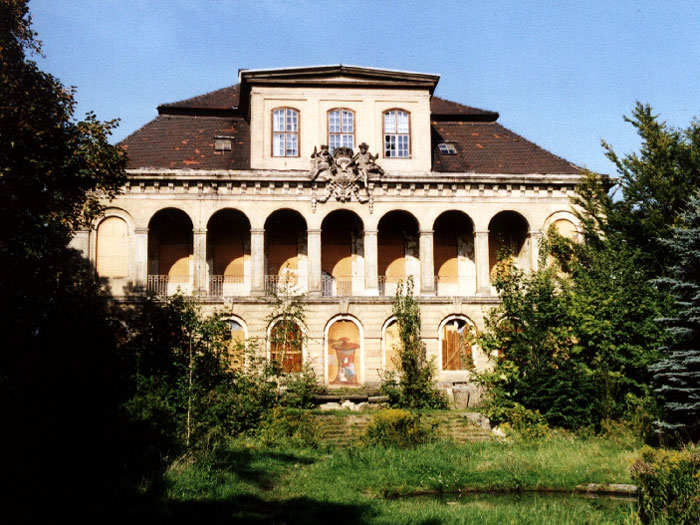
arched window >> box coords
[96,216,129,278]
[269,320,303,373]
[326,317,362,385]
[226,318,247,370]
[272,108,299,157]
[383,109,410,158]
[328,108,354,155]
[382,318,400,372]
[440,316,476,371]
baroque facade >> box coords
[72,65,583,392]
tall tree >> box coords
[650,191,700,443]
[602,102,700,276]
[1,1,127,520]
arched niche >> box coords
[438,315,477,371]
[381,316,400,373]
[325,315,363,386]
[147,208,193,294]
[268,318,304,373]
[95,216,130,278]
[264,209,308,292]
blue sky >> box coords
[29,0,700,175]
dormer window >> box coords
[438,143,457,155]
[272,108,299,157]
[328,109,354,155]
[383,109,410,158]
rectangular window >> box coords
[272,108,299,157]
[328,109,355,155]
[438,143,457,155]
[384,109,410,158]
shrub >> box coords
[282,363,321,408]
[486,402,550,439]
[256,407,319,447]
[362,408,434,448]
[631,445,700,524]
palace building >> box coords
[72,65,583,396]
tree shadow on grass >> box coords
[110,445,377,524]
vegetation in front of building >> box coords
[380,277,448,409]
[631,445,700,525]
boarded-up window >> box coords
[270,321,303,373]
[96,216,129,278]
[552,219,577,240]
[441,318,474,370]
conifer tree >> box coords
[650,191,700,443]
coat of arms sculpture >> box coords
[310,142,384,210]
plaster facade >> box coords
[76,65,584,390]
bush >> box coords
[256,407,319,447]
[485,402,550,439]
[362,409,434,448]
[631,445,700,524]
[282,363,321,408]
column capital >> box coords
[419,229,434,236]
[307,228,322,235]
[529,230,545,238]
[134,227,149,235]
[364,229,378,236]
[250,228,265,235]
[193,229,207,235]
[474,230,490,236]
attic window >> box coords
[214,137,232,151]
[438,143,457,155]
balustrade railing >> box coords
[147,275,192,296]
[209,275,247,297]
[321,275,363,297]
[264,274,303,295]
[378,275,420,296]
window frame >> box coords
[271,107,300,158]
[267,318,304,373]
[438,315,477,372]
[383,108,411,159]
[327,108,355,155]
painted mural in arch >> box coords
[327,319,361,385]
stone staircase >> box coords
[313,411,494,446]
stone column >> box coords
[364,229,378,295]
[134,227,149,291]
[250,228,265,295]
[193,229,207,295]
[307,229,322,296]
[530,230,543,272]
[419,229,435,295]
[474,230,491,295]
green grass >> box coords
[126,433,641,524]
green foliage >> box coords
[601,103,700,277]
[362,408,434,448]
[381,278,447,409]
[281,362,321,408]
[256,407,320,447]
[0,2,128,520]
[650,191,700,443]
[478,226,666,431]
[631,445,700,524]
[122,294,235,451]
[488,403,550,440]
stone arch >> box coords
[147,208,194,294]
[433,211,476,296]
[267,316,305,373]
[488,210,530,275]
[95,215,130,279]
[264,209,308,293]
[207,209,251,296]
[324,315,364,386]
[543,210,580,241]
[381,316,400,373]
[438,314,478,372]
[377,210,420,295]
[321,210,364,296]
[223,315,248,370]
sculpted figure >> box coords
[351,142,384,187]
[310,144,333,180]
